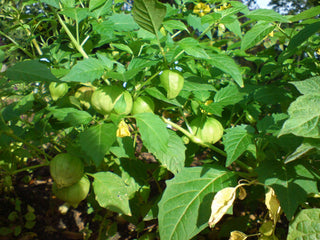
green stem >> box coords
[276,24,290,39]
[134,71,161,98]
[55,12,89,59]
[162,117,227,157]
[155,30,168,65]
[12,163,49,175]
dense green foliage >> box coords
[1,0,320,239]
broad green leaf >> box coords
[287,21,320,52]
[290,6,320,22]
[89,0,105,11]
[257,113,288,135]
[178,37,210,59]
[279,21,320,61]
[110,137,135,159]
[285,138,320,164]
[223,125,255,166]
[290,76,320,95]
[156,130,186,175]
[61,58,105,83]
[163,20,189,34]
[110,43,133,55]
[93,172,131,216]
[245,9,290,23]
[135,113,169,159]
[278,95,320,138]
[257,160,320,219]
[40,0,59,8]
[224,18,242,38]
[1,94,35,121]
[49,107,92,126]
[158,165,237,240]
[79,123,117,167]
[287,209,320,240]
[109,13,139,32]
[214,83,245,106]
[118,158,149,199]
[60,0,74,8]
[132,0,166,35]
[241,22,275,51]
[187,14,211,39]
[6,60,58,82]
[222,1,248,17]
[207,54,243,87]
[253,85,292,105]
[60,8,89,23]
[90,0,112,19]
[145,87,182,107]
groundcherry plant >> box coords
[1,0,320,239]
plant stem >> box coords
[12,163,49,175]
[134,71,161,98]
[55,12,89,59]
[162,117,227,157]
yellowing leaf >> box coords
[265,188,281,221]
[116,120,131,138]
[208,187,236,228]
[259,221,274,236]
[230,230,248,240]
[238,186,247,200]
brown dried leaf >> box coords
[208,187,237,228]
[230,230,248,240]
[265,188,281,220]
[116,120,131,138]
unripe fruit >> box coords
[160,70,184,99]
[113,90,133,115]
[74,86,95,109]
[91,86,123,115]
[49,82,69,101]
[53,176,90,208]
[190,117,224,144]
[132,96,155,115]
[50,153,84,189]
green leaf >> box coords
[178,37,210,59]
[145,87,182,107]
[110,43,133,55]
[1,94,35,121]
[285,138,320,164]
[287,208,320,240]
[40,0,59,8]
[61,58,105,83]
[6,60,58,83]
[245,9,290,23]
[224,17,242,38]
[241,22,275,51]
[158,165,237,240]
[207,54,243,88]
[132,0,166,35]
[60,8,89,23]
[290,76,320,95]
[214,83,245,106]
[109,13,139,32]
[290,6,320,22]
[257,160,320,219]
[89,0,106,11]
[187,14,211,40]
[79,123,117,167]
[223,125,255,166]
[278,95,320,138]
[93,172,131,216]
[163,20,189,34]
[90,0,112,19]
[49,107,92,126]
[156,130,186,175]
[134,113,169,159]
[279,21,320,62]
